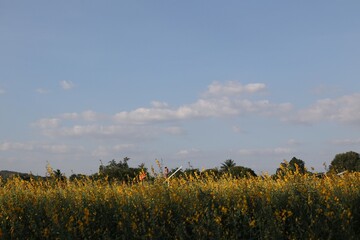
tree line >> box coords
[69,150,360,182]
[1,150,359,182]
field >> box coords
[0,171,359,239]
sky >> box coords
[1,1,360,176]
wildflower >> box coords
[43,228,50,238]
[83,208,90,225]
[249,219,256,228]
[139,170,147,181]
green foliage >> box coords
[289,157,306,173]
[276,157,306,177]
[52,169,67,181]
[98,157,147,182]
[329,151,360,173]
[220,159,236,171]
[229,166,257,178]
[219,159,256,178]
[69,174,87,181]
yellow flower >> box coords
[214,216,222,224]
[220,206,228,214]
[249,219,256,228]
[43,227,50,238]
[83,207,90,225]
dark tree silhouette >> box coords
[329,151,360,173]
[220,159,236,171]
[288,157,306,174]
[98,157,146,182]
[276,157,307,176]
[229,166,257,178]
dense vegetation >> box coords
[0,170,359,239]
[0,151,359,239]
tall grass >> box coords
[0,172,359,239]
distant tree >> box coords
[53,169,63,178]
[69,174,87,181]
[98,157,146,182]
[329,151,360,173]
[229,166,257,178]
[288,157,306,174]
[276,157,307,176]
[52,169,67,181]
[220,159,236,171]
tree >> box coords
[276,157,306,176]
[51,169,67,181]
[53,169,61,177]
[288,157,306,174]
[69,174,87,181]
[98,157,146,182]
[229,166,257,178]
[329,151,360,173]
[220,159,236,171]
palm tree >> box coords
[220,159,236,171]
[53,169,64,179]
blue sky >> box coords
[1,1,360,176]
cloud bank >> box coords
[114,82,291,124]
[32,81,360,145]
[31,82,292,138]
[289,93,360,125]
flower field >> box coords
[0,172,359,239]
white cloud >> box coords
[0,142,34,151]
[42,124,158,140]
[61,112,79,120]
[0,141,83,154]
[113,81,291,124]
[289,93,360,125]
[287,139,301,146]
[92,146,110,158]
[0,88,5,94]
[238,147,293,156]
[114,107,180,123]
[51,125,103,137]
[310,84,341,96]
[164,126,185,135]
[113,98,291,123]
[151,101,169,108]
[33,81,292,142]
[81,110,99,121]
[36,88,49,94]
[331,138,360,146]
[41,144,81,154]
[113,144,135,151]
[61,110,102,121]
[205,81,266,96]
[60,80,74,90]
[176,148,200,156]
[33,118,61,129]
